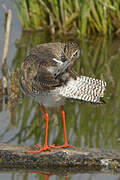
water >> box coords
[0,0,21,75]
[0,0,120,179]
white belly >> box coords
[32,90,65,107]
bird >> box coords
[19,42,106,153]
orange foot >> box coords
[55,143,75,149]
[27,144,55,154]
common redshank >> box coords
[19,42,106,153]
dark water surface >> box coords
[1,0,120,180]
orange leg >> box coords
[27,105,74,154]
[30,172,55,180]
[55,106,74,149]
[65,176,69,180]
[28,171,69,180]
[27,105,55,154]
[28,171,54,180]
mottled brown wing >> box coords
[20,54,62,94]
[32,67,62,91]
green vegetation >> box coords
[13,0,120,35]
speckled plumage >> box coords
[20,42,106,107]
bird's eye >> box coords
[73,50,80,58]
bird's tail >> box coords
[57,76,106,104]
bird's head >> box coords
[61,42,80,63]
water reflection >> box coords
[1,172,120,180]
[0,32,120,179]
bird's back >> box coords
[30,42,64,61]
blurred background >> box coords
[1,0,120,180]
